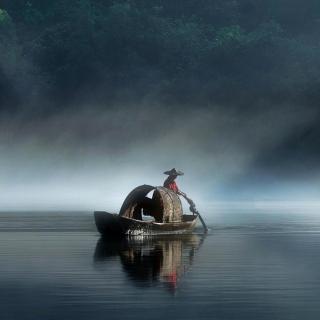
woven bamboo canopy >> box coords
[119,185,183,223]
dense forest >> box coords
[1,0,320,114]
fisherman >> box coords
[163,168,186,197]
[163,168,197,210]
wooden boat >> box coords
[94,184,198,236]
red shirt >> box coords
[164,180,179,193]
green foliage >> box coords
[23,1,44,25]
[246,21,283,44]
[0,8,10,24]
[214,25,245,48]
[0,0,320,109]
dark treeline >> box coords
[1,0,320,114]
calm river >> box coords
[1,207,320,320]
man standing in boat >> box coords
[163,168,187,197]
[163,168,208,232]
[163,168,197,212]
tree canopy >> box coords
[1,0,320,113]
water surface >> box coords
[1,208,320,320]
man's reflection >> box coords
[94,235,204,292]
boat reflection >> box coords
[94,234,205,292]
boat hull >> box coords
[94,211,198,236]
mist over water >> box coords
[1,103,319,210]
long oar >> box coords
[181,194,208,233]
